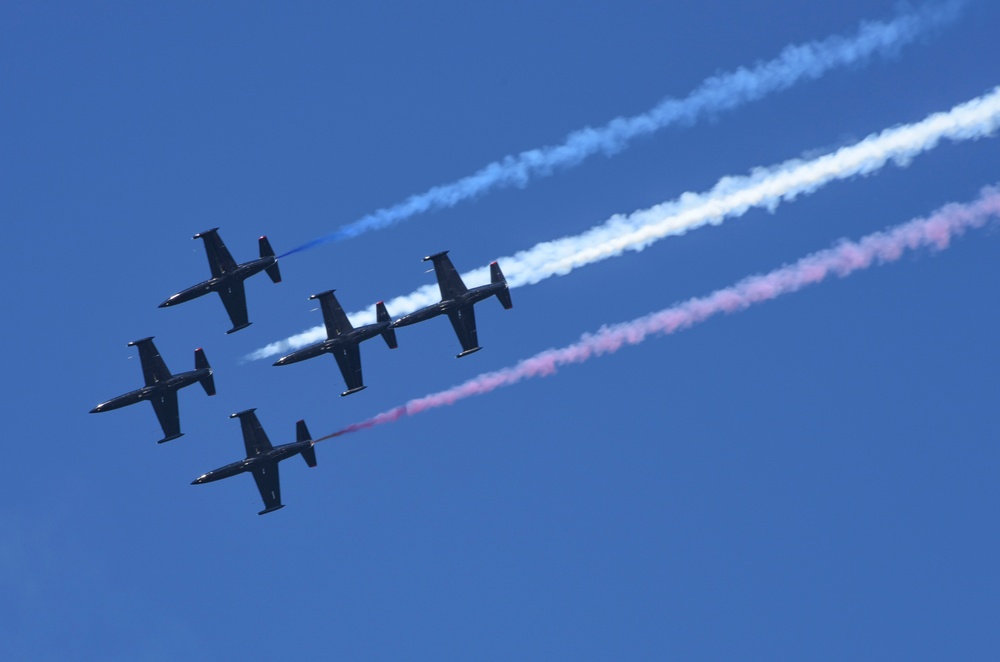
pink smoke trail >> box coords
[314,186,1000,442]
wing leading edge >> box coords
[331,343,365,395]
[425,252,468,300]
[313,290,354,338]
[150,390,182,443]
[252,463,283,515]
[218,281,250,333]
[447,305,480,356]
[195,228,238,278]
[232,409,274,457]
[130,338,172,386]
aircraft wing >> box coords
[149,390,181,441]
[237,410,274,457]
[132,338,172,386]
[197,229,238,277]
[430,253,468,300]
[315,291,353,337]
[331,342,364,393]
[252,463,282,513]
[217,281,250,331]
[447,305,480,354]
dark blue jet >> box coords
[159,228,281,334]
[191,409,317,515]
[90,337,215,443]
[273,290,397,396]
[392,251,512,357]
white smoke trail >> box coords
[281,1,967,255]
[250,84,1000,360]
[314,185,1000,440]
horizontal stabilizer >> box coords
[341,385,367,397]
[298,419,317,467]
[491,261,513,310]
[157,432,184,444]
[226,322,252,334]
[301,444,317,468]
[260,236,282,283]
[457,347,482,359]
[296,420,312,443]
[376,301,398,349]
[259,235,276,259]
[195,348,216,396]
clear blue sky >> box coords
[3,1,999,659]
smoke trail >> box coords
[250,84,1000,361]
[279,1,966,258]
[310,186,1000,442]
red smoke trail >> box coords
[313,186,1000,443]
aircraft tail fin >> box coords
[376,301,398,349]
[297,420,317,468]
[195,348,216,396]
[260,236,282,283]
[491,261,513,310]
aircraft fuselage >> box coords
[191,440,313,484]
[90,367,212,413]
[273,320,393,365]
[159,256,276,308]
[392,282,506,328]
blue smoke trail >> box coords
[279,1,966,258]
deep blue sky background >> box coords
[3,2,1000,659]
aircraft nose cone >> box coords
[159,293,182,307]
[89,406,101,413]
[272,358,284,366]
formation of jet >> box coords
[95,230,515,514]
[273,290,398,396]
[392,251,513,357]
[90,337,215,443]
[191,409,317,515]
[160,228,281,334]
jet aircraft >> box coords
[392,251,512,357]
[273,290,397,396]
[90,337,215,443]
[191,409,317,515]
[159,228,281,334]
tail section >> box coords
[376,301,398,349]
[195,348,216,396]
[260,236,282,283]
[491,261,513,310]
[297,420,317,468]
